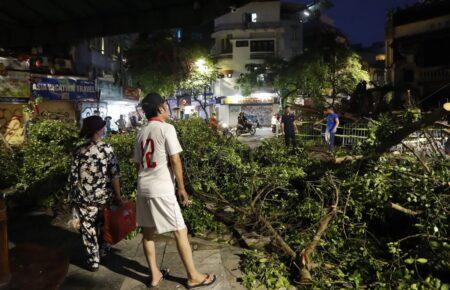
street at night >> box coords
[0,0,449,289]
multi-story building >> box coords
[386,1,450,109]
[211,0,306,126]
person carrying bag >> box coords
[68,116,125,272]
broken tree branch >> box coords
[401,142,431,174]
[297,175,340,285]
[389,202,423,216]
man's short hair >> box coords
[327,106,335,110]
[285,106,291,110]
[141,93,165,119]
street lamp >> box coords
[195,58,209,74]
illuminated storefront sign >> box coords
[32,75,96,100]
[223,93,275,105]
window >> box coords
[244,13,258,25]
[221,34,232,53]
[250,40,275,52]
[251,13,257,23]
[236,40,249,47]
[403,69,415,83]
[89,37,105,54]
[101,37,105,55]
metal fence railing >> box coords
[295,121,447,151]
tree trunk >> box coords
[336,107,447,164]
[372,107,446,156]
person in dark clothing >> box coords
[281,106,296,148]
[238,112,252,130]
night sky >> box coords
[293,0,419,46]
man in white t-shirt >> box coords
[134,93,216,289]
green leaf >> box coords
[416,258,428,264]
[404,258,414,265]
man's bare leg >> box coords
[173,228,215,285]
[143,227,163,285]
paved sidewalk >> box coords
[238,127,274,148]
[61,234,245,290]
[7,211,246,290]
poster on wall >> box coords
[0,104,25,145]
[32,76,97,101]
[0,71,30,103]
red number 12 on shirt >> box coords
[141,138,157,168]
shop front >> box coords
[217,93,279,127]
[32,74,97,126]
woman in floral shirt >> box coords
[69,115,124,271]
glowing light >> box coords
[195,58,209,74]
[303,10,310,17]
[376,54,386,61]
[252,92,276,99]
[444,102,450,111]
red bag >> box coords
[103,201,136,245]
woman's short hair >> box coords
[141,93,165,119]
[80,116,106,139]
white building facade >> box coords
[211,1,305,127]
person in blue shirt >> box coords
[321,106,339,152]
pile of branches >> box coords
[175,109,449,289]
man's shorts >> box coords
[136,194,187,234]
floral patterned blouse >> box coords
[69,141,120,206]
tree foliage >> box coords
[126,32,217,98]
[179,57,220,119]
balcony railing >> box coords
[419,67,450,82]
[214,22,282,32]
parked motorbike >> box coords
[236,122,257,136]
[219,123,234,138]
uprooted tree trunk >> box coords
[336,107,447,164]
[372,107,446,157]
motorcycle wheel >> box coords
[236,129,242,136]
[250,128,256,135]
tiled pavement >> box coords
[61,234,245,290]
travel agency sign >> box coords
[31,75,97,101]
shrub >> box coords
[14,120,80,206]
[106,131,138,198]
[0,143,20,190]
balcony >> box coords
[214,22,282,32]
[419,67,450,82]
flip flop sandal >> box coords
[148,269,170,288]
[187,273,217,289]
